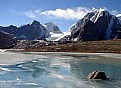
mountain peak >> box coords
[44,22,62,33]
[44,22,57,27]
[29,20,40,25]
[87,8,111,23]
[67,8,121,42]
[90,8,107,12]
[9,25,17,28]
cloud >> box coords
[110,10,119,15]
[23,10,41,18]
[41,7,90,19]
[23,7,121,20]
[23,7,90,20]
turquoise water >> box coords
[0,52,121,88]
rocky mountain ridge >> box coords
[0,20,50,40]
[0,8,121,42]
[65,8,121,42]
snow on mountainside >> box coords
[117,14,121,24]
[0,8,121,42]
[46,32,64,41]
[89,8,110,23]
[66,8,121,41]
[55,26,72,42]
[44,22,64,41]
[0,21,63,41]
[117,14,121,18]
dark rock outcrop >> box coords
[87,71,108,80]
[0,32,17,49]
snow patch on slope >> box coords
[90,8,109,23]
[46,32,64,41]
[54,31,71,41]
[117,15,121,24]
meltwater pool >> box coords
[0,52,121,88]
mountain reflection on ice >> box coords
[0,52,121,88]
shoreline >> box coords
[2,49,121,59]
[1,39,121,54]
[2,48,121,54]
[21,49,121,54]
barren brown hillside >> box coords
[23,39,121,53]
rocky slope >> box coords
[67,8,121,41]
[0,32,17,49]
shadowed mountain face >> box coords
[18,21,50,40]
[44,22,62,33]
[69,8,121,41]
[0,20,50,40]
[0,32,17,49]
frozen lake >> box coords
[0,51,121,88]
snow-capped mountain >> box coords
[68,8,121,41]
[44,22,62,33]
[0,8,121,42]
[44,22,64,41]
[0,20,50,40]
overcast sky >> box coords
[0,0,121,32]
